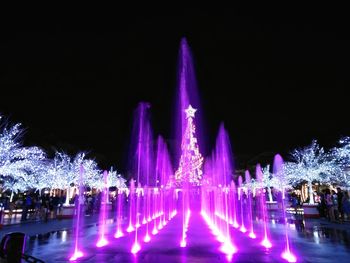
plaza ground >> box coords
[1,212,350,262]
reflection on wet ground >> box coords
[298,220,350,248]
[19,216,350,262]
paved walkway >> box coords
[0,214,114,240]
[0,213,347,262]
[1,213,350,262]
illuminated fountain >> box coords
[245,170,256,239]
[256,164,272,249]
[126,179,135,233]
[238,175,247,233]
[230,180,239,228]
[69,165,85,261]
[114,188,124,238]
[274,154,297,262]
[201,123,237,260]
[96,170,109,247]
[67,37,300,262]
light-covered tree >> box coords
[90,167,126,190]
[0,116,46,197]
[175,105,203,186]
[261,165,275,202]
[285,140,339,204]
[331,137,350,188]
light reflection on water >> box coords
[24,216,350,262]
[61,230,67,242]
[293,222,350,248]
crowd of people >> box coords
[0,193,65,223]
[0,191,123,225]
[317,187,350,222]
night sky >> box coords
[0,6,349,173]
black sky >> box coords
[0,6,349,172]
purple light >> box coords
[69,250,83,261]
[261,237,272,249]
[152,227,158,235]
[180,239,187,247]
[216,234,226,243]
[96,170,110,249]
[248,232,256,239]
[114,230,124,239]
[131,242,141,254]
[220,240,237,256]
[70,165,85,261]
[232,221,239,229]
[226,253,233,262]
[127,225,135,233]
[211,228,219,236]
[143,234,151,243]
[281,251,297,262]
[96,238,108,248]
[239,225,247,233]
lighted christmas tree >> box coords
[175,105,203,186]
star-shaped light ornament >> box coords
[185,105,197,119]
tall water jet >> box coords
[174,37,205,170]
[238,176,247,233]
[274,154,297,262]
[180,180,190,248]
[126,179,135,233]
[128,102,154,187]
[69,165,85,261]
[256,164,272,249]
[143,186,151,243]
[114,188,124,238]
[131,182,141,254]
[173,103,203,247]
[230,180,239,228]
[142,114,153,243]
[201,123,236,257]
[157,136,173,227]
[127,102,155,253]
[216,124,236,256]
[245,170,256,239]
[96,170,109,247]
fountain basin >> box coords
[57,205,75,219]
[302,204,319,218]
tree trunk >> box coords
[65,187,70,205]
[268,187,273,202]
[308,181,314,204]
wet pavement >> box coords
[1,213,350,262]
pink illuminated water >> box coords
[67,37,301,261]
[238,176,247,233]
[180,187,190,247]
[274,154,297,262]
[127,180,135,233]
[132,184,141,253]
[69,165,85,261]
[96,170,109,247]
[245,170,256,238]
[114,189,124,238]
[256,164,272,249]
[230,181,239,228]
[143,187,151,242]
